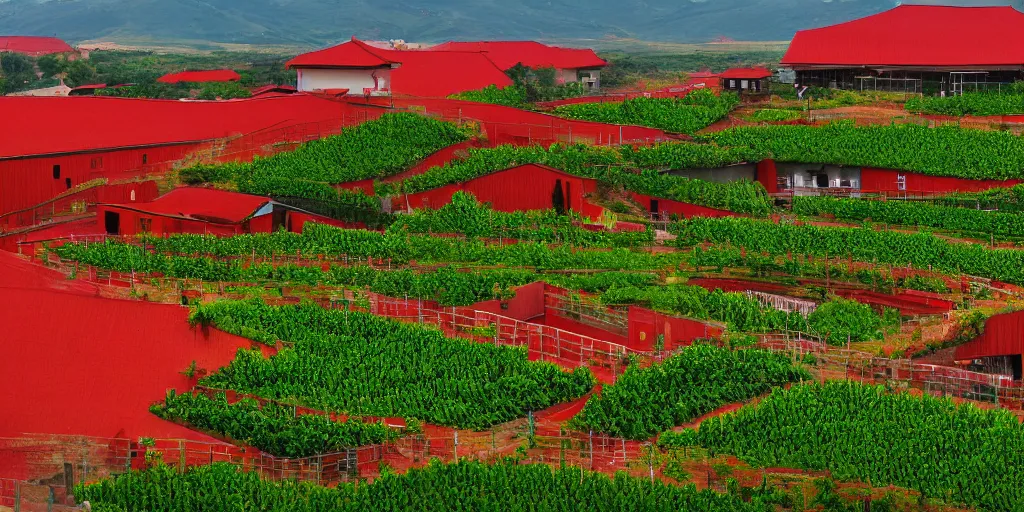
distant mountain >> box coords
[0,0,1020,48]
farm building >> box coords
[0,94,367,219]
[157,70,242,84]
[719,68,772,94]
[669,160,1021,197]
[286,37,513,97]
[0,36,79,57]
[955,310,1024,381]
[429,41,607,89]
[783,5,1024,94]
[97,188,281,236]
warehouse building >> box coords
[429,41,606,89]
[782,5,1024,94]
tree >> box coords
[0,53,37,93]
[64,61,99,87]
[37,54,68,80]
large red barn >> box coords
[783,5,1024,93]
[429,41,606,89]
[0,36,75,56]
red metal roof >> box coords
[0,36,74,56]
[782,5,1024,68]
[157,69,242,84]
[70,84,108,91]
[719,67,772,79]
[109,187,271,224]
[287,38,512,97]
[430,41,606,70]
[251,84,297,96]
[0,94,348,159]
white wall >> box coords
[556,68,579,84]
[296,68,391,94]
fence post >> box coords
[453,431,459,462]
[589,430,594,470]
[14,480,20,512]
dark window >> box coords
[142,154,148,165]
[104,211,121,235]
[650,199,660,214]
[815,174,829,188]
[139,218,152,233]
[52,165,60,179]
[65,178,72,189]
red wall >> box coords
[383,139,484,184]
[398,164,598,213]
[860,168,1021,195]
[96,205,244,237]
[628,306,723,352]
[0,143,205,215]
[954,310,1024,360]
[539,313,630,346]
[628,192,736,219]
[472,281,546,321]
[756,160,779,194]
[287,211,365,233]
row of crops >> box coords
[151,391,399,458]
[388,191,654,247]
[660,381,1024,511]
[552,90,740,135]
[75,460,786,512]
[691,245,950,294]
[793,195,1024,239]
[904,88,1024,116]
[567,344,809,439]
[671,216,1024,284]
[57,223,691,269]
[601,286,899,344]
[381,143,773,216]
[192,300,595,430]
[698,121,1024,180]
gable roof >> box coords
[287,38,513,97]
[782,5,1024,68]
[430,41,606,70]
[108,187,272,224]
[157,69,242,84]
[719,67,773,79]
[0,36,74,56]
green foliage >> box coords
[805,298,900,345]
[682,381,1024,511]
[554,90,739,134]
[749,109,802,123]
[151,390,397,457]
[195,300,595,429]
[794,195,1024,239]
[389,191,654,247]
[181,112,467,188]
[700,121,1024,180]
[195,81,251,100]
[599,51,783,88]
[383,143,772,215]
[905,85,1024,116]
[75,460,772,512]
[450,84,529,107]
[673,216,1024,284]
[569,344,809,439]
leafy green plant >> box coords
[554,90,739,135]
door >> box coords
[650,199,659,216]
[272,208,287,232]
[815,174,829,188]
[104,211,121,235]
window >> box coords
[52,165,61,179]
[897,174,907,191]
[65,178,72,189]
[139,218,152,233]
[142,154,148,165]
[740,80,749,90]
[729,80,736,89]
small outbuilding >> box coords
[719,67,773,94]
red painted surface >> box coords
[288,38,513,97]
[955,310,1024,360]
[538,313,629,346]
[0,36,74,55]
[95,188,274,237]
[720,67,773,79]
[756,159,779,194]
[628,192,736,219]
[627,306,723,352]
[382,139,485,184]
[157,69,241,84]
[429,41,606,70]
[471,281,546,322]
[783,5,1024,68]
[860,168,1021,195]
[387,97,675,145]
[336,179,375,195]
[398,164,598,213]
[287,211,365,233]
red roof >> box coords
[109,187,271,224]
[287,38,513,98]
[719,67,772,79]
[0,36,74,56]
[251,84,297,96]
[71,84,108,91]
[430,41,606,70]
[157,69,242,84]
[782,5,1024,68]
[0,94,348,159]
